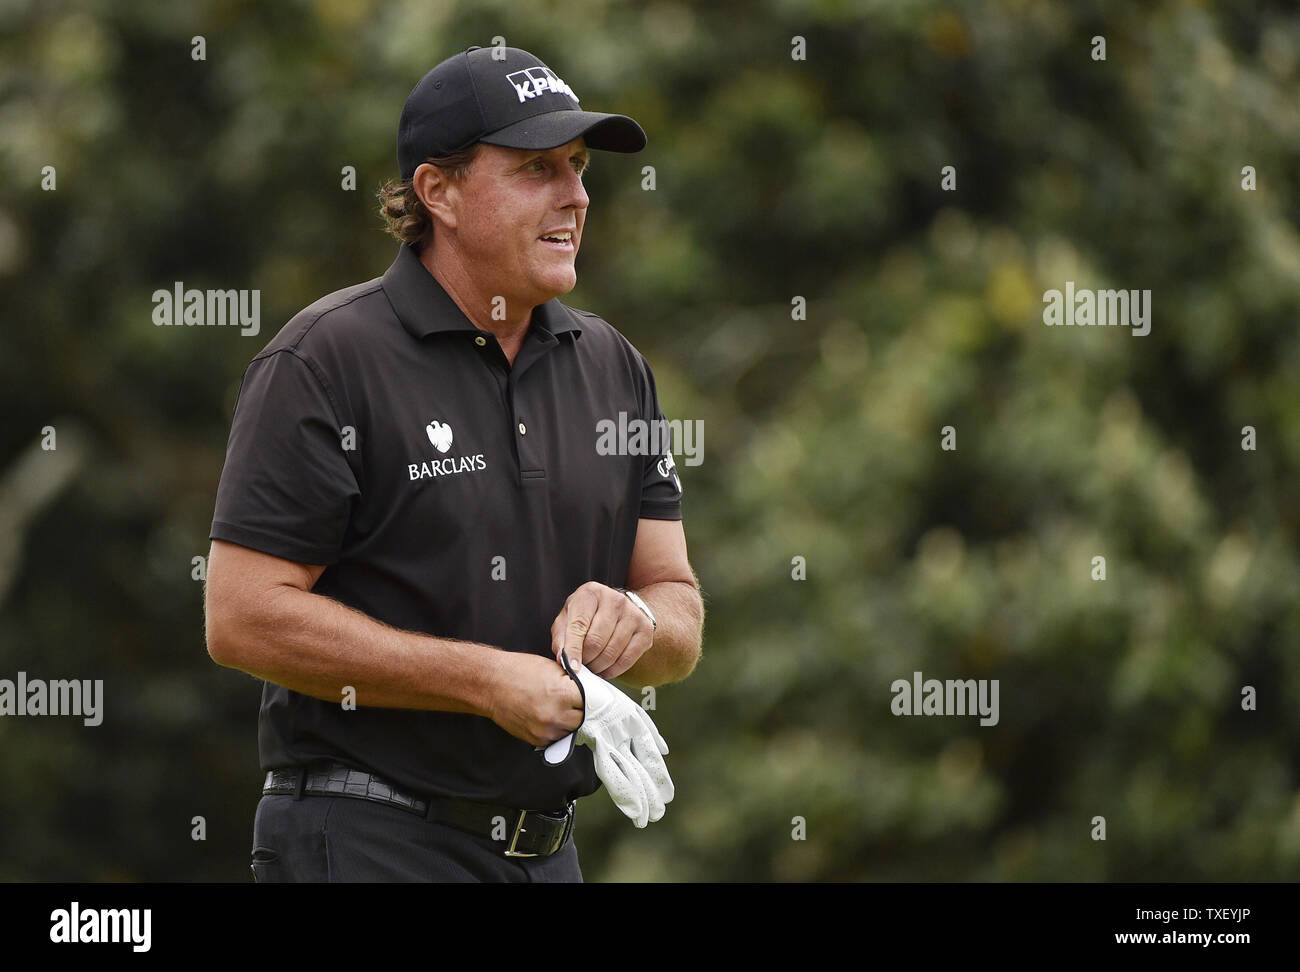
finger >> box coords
[581,594,622,670]
[564,696,584,731]
[632,746,674,806]
[557,667,585,733]
[587,611,638,676]
[608,746,652,827]
[556,646,582,687]
[561,588,600,671]
[602,626,653,681]
[628,723,674,797]
[550,607,566,662]
[593,745,646,825]
[629,721,670,773]
[624,744,666,822]
[634,705,670,756]
[558,709,583,735]
[612,744,659,826]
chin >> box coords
[540,273,577,298]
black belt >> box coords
[262,762,575,858]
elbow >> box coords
[662,589,704,684]
[202,541,312,674]
[673,639,703,684]
[205,583,297,675]
[205,593,258,671]
[204,609,242,669]
[678,589,705,681]
[650,631,702,680]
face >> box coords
[437,137,591,308]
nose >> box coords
[560,162,589,211]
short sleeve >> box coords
[634,351,684,521]
[210,349,360,564]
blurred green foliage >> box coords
[1,0,1298,881]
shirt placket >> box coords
[484,327,557,485]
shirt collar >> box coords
[382,242,582,341]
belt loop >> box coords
[293,766,307,801]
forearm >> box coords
[209,585,501,715]
[617,579,704,687]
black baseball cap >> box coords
[397,46,647,179]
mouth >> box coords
[538,230,575,251]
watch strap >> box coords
[615,587,657,631]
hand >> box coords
[573,665,673,828]
[485,651,585,748]
[550,582,654,679]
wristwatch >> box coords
[615,587,657,631]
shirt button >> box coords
[474,336,487,347]
[518,422,527,435]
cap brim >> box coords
[479,109,646,153]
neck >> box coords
[419,240,538,345]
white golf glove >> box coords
[572,665,674,828]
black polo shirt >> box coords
[210,242,683,809]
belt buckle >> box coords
[503,802,575,858]
[503,809,537,858]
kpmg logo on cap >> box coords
[506,66,580,104]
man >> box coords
[204,45,704,883]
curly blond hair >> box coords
[376,143,483,246]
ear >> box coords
[412,162,459,231]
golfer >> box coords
[204,45,704,882]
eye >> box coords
[527,157,587,176]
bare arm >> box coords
[616,579,704,688]
[549,519,704,688]
[618,518,704,687]
[203,539,582,746]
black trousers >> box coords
[251,793,584,882]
